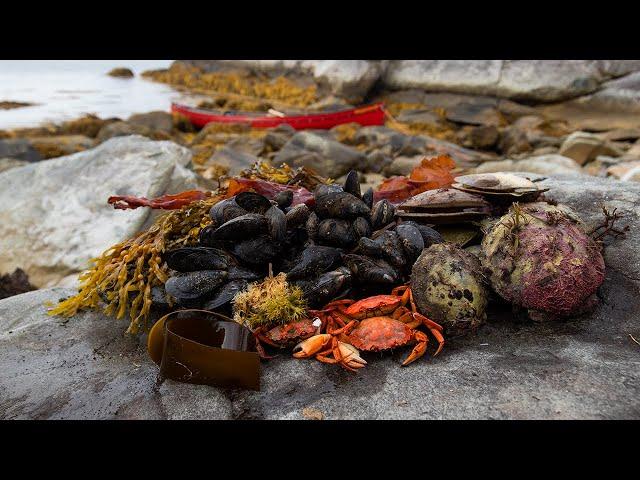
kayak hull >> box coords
[171,102,386,130]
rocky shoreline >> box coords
[0,60,638,419]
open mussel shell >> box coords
[164,247,236,272]
[235,191,272,214]
[165,270,228,302]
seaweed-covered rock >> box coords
[410,243,488,335]
[481,202,605,320]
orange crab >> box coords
[253,317,323,359]
[303,285,445,367]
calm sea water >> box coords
[0,60,178,129]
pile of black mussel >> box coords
[155,171,445,314]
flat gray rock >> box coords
[0,175,638,419]
[0,136,199,288]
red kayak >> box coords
[171,102,386,130]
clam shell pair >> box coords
[452,173,547,200]
[396,188,491,224]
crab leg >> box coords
[401,330,429,366]
[293,334,333,358]
[412,312,445,356]
[253,327,277,359]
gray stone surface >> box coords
[274,131,366,178]
[474,155,583,176]
[0,136,199,288]
[383,60,640,103]
[0,175,638,420]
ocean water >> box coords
[0,60,178,129]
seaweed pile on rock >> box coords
[49,160,611,374]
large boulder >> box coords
[0,136,200,288]
[383,60,640,103]
[474,155,583,176]
[274,131,366,178]
[0,176,637,419]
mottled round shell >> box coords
[410,243,488,335]
[480,202,605,319]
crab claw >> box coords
[338,342,367,369]
[293,334,332,358]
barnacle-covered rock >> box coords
[480,202,605,320]
[411,243,488,335]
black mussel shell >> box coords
[231,235,282,266]
[274,190,294,209]
[371,199,396,230]
[400,221,445,247]
[342,254,400,285]
[362,187,374,209]
[296,266,352,308]
[209,198,248,225]
[343,170,362,199]
[395,223,425,264]
[164,247,236,272]
[314,191,371,220]
[317,218,358,248]
[207,213,268,242]
[227,265,262,282]
[357,237,385,257]
[373,231,407,268]
[235,191,272,214]
[151,285,172,311]
[165,270,228,302]
[286,245,342,280]
[265,205,287,242]
[285,203,311,228]
[202,280,248,311]
[306,211,321,241]
[353,216,372,239]
[314,184,343,198]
